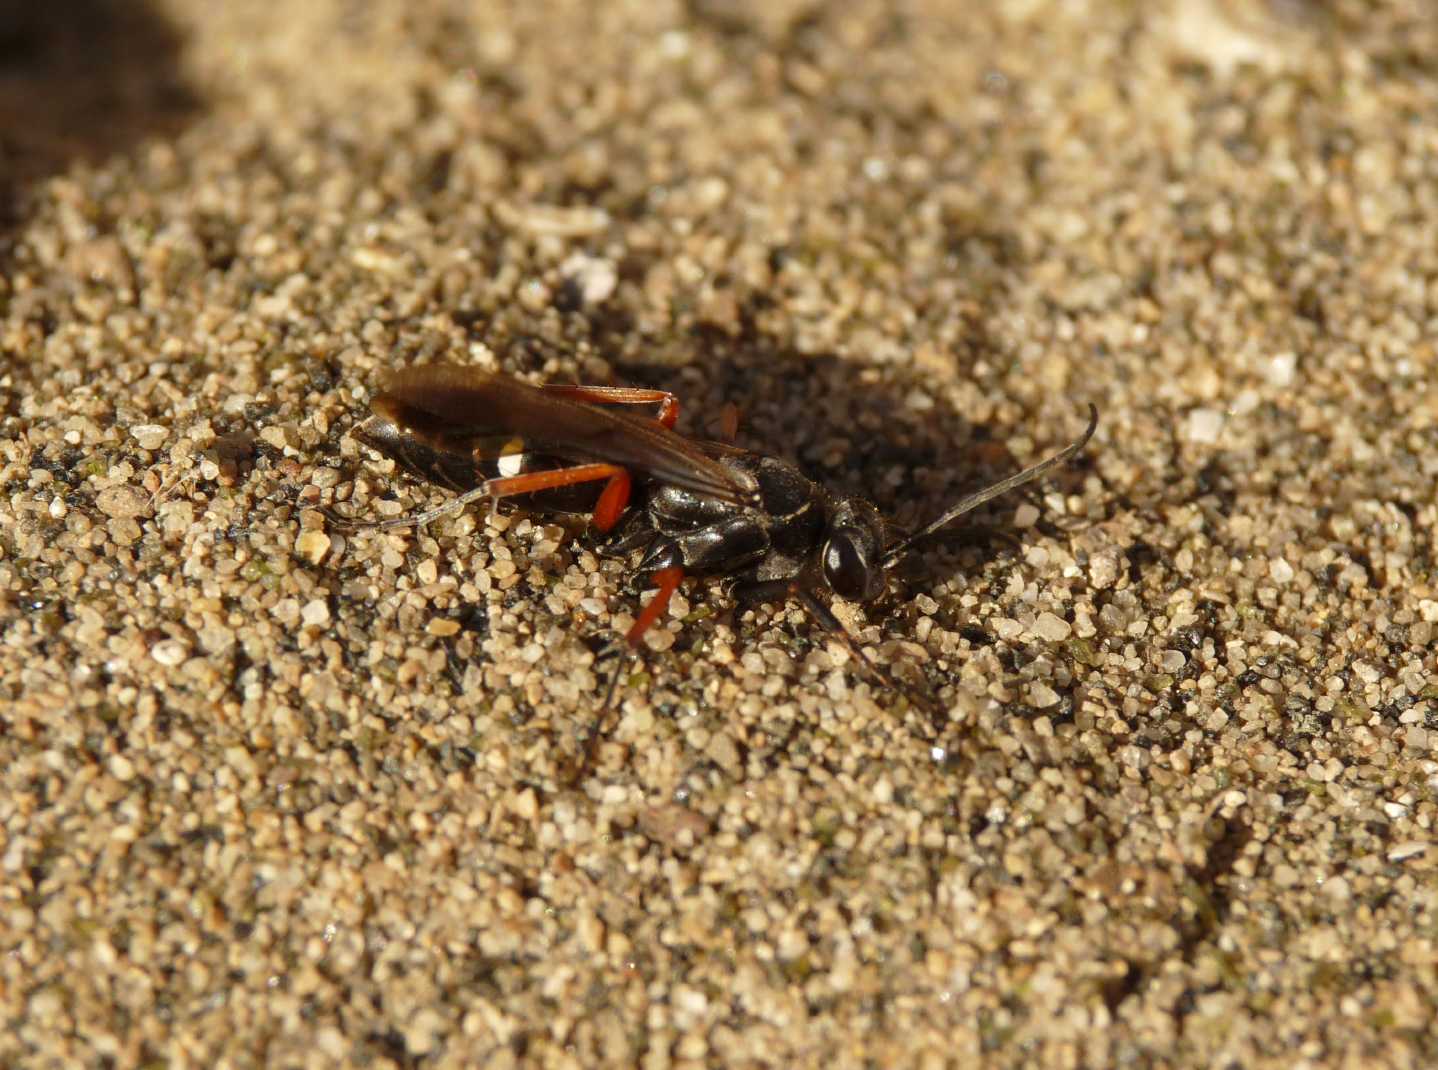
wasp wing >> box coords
[364,364,758,506]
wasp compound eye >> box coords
[823,527,883,602]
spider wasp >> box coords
[335,363,1097,768]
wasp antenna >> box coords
[881,403,1098,569]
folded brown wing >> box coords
[369,365,758,506]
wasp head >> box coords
[821,496,889,603]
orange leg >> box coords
[484,462,633,532]
[541,384,680,429]
[626,566,685,646]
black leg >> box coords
[727,576,800,608]
[594,508,656,557]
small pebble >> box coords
[96,485,149,519]
[560,253,618,305]
[295,530,331,564]
[300,599,331,627]
[1031,612,1072,642]
[1184,408,1224,444]
[151,639,190,667]
[130,425,169,450]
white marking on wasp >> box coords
[496,438,526,478]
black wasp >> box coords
[338,363,1097,762]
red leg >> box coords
[591,468,632,532]
[542,384,680,429]
[484,462,633,532]
[626,566,684,646]
[719,401,740,443]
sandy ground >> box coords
[3,1,1437,1067]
